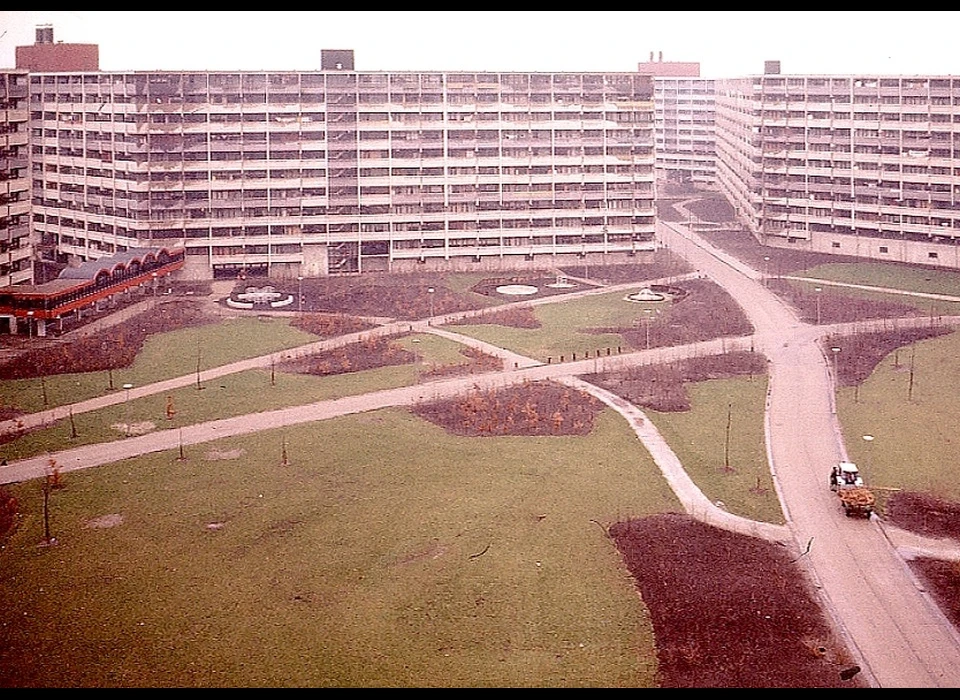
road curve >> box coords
[659,218,960,688]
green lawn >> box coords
[796,261,960,298]
[0,333,480,463]
[837,328,960,503]
[447,290,665,361]
[0,407,678,688]
[0,316,321,415]
[642,375,783,525]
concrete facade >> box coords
[715,73,960,270]
[27,68,657,280]
[0,70,32,287]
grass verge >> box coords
[1,407,678,688]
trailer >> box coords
[829,462,875,518]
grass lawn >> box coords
[447,290,665,362]
[642,375,783,525]
[0,407,678,688]
[0,316,321,415]
[784,276,960,317]
[837,328,960,505]
[795,262,960,297]
[0,333,480,463]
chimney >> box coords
[36,25,54,45]
[658,51,663,62]
[649,51,654,62]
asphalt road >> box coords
[659,217,960,687]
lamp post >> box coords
[643,308,654,350]
[122,383,133,438]
[815,286,822,325]
[830,346,841,385]
[427,286,435,319]
[862,434,874,474]
[297,276,304,315]
[151,272,158,296]
[762,256,771,288]
[26,310,34,339]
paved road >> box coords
[659,217,960,687]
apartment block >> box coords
[27,68,656,280]
[0,70,32,286]
[715,73,960,269]
[639,56,716,188]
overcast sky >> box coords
[2,11,960,79]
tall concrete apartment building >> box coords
[638,54,716,188]
[0,70,31,287]
[25,52,656,280]
[715,70,960,269]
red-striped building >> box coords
[0,246,184,336]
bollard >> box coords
[548,357,552,364]
[606,347,610,356]
[560,355,564,363]
[573,352,576,361]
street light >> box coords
[643,308,655,350]
[862,434,875,476]
[830,346,841,384]
[427,287,435,319]
[151,272,158,296]
[297,276,304,315]
[122,383,133,438]
[762,256,771,288]
[26,310,34,339]
[815,286,822,325]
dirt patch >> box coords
[585,278,753,350]
[251,272,491,321]
[289,313,378,339]
[0,299,213,382]
[451,306,542,329]
[418,346,503,380]
[768,278,928,326]
[557,256,694,285]
[205,448,245,461]
[84,513,124,529]
[885,491,960,541]
[610,514,867,688]
[280,336,417,377]
[469,274,601,300]
[824,327,954,387]
[697,225,866,278]
[111,421,156,436]
[395,542,447,566]
[411,380,603,437]
[586,352,767,413]
[907,558,960,630]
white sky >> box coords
[1,11,960,79]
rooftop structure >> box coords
[15,25,99,73]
